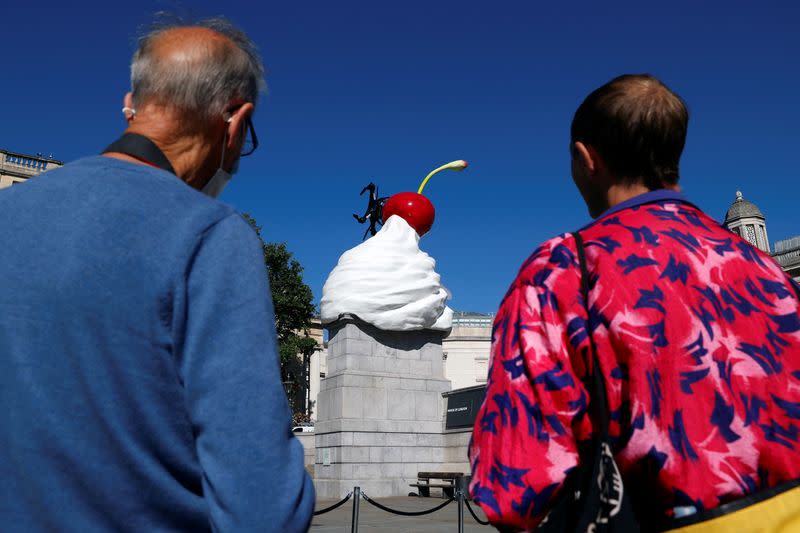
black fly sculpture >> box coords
[352,182,388,240]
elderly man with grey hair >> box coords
[0,18,314,532]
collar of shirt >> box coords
[579,188,698,231]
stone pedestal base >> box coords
[314,316,457,498]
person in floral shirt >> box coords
[469,74,800,531]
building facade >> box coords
[306,319,327,421]
[723,190,800,282]
[442,311,493,390]
[773,237,800,282]
[0,149,63,189]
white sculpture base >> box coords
[314,316,460,498]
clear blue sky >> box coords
[4,1,798,314]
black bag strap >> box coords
[791,279,800,302]
[102,133,176,175]
[572,232,611,438]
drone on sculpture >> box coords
[352,160,468,240]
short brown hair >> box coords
[571,74,689,189]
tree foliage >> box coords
[242,213,317,413]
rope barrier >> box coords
[313,492,353,516]
[360,491,455,516]
[464,498,491,525]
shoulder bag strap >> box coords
[572,232,611,438]
[791,279,800,302]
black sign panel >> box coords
[445,386,486,429]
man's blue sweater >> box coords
[0,156,315,532]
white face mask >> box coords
[201,167,233,198]
[201,118,239,198]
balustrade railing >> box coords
[4,154,50,171]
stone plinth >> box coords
[314,315,456,498]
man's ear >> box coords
[123,92,135,121]
[225,103,254,151]
[573,141,597,175]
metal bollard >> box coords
[456,475,465,533]
[351,486,360,533]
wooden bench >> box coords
[409,471,463,498]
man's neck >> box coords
[605,182,680,211]
[103,106,218,190]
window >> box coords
[745,225,757,245]
[757,225,768,251]
[475,360,488,383]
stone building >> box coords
[723,190,771,253]
[0,149,63,189]
[723,190,800,282]
[306,319,327,421]
[773,237,800,282]
[442,311,492,390]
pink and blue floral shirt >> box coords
[469,190,800,531]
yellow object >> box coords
[666,484,800,532]
[417,160,468,194]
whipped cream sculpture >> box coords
[321,160,468,331]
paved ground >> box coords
[311,495,492,532]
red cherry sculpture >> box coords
[379,160,466,237]
[382,192,435,237]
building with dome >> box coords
[724,191,770,253]
[723,191,800,282]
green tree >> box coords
[242,213,318,416]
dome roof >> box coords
[724,191,765,223]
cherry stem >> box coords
[417,160,468,194]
